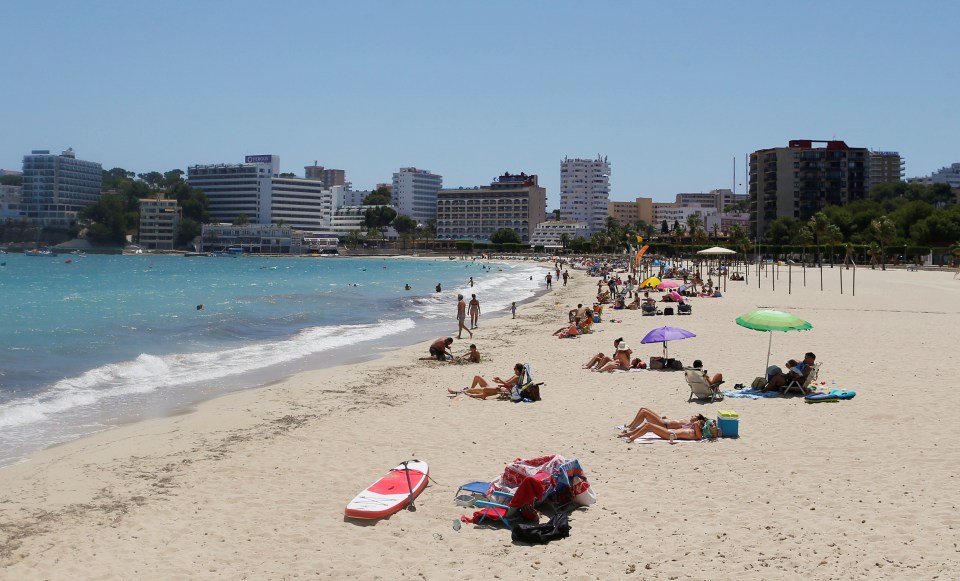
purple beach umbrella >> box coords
[640,326,696,360]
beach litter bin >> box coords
[717,410,739,438]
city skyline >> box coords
[2,1,956,209]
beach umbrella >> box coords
[640,276,661,289]
[657,280,680,290]
[696,246,736,255]
[640,326,696,360]
[735,310,812,375]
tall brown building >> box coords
[749,140,869,237]
[304,163,346,188]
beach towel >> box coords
[629,432,703,444]
[721,389,782,400]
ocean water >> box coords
[0,254,543,465]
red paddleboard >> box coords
[344,460,429,519]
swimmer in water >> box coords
[404,284,411,290]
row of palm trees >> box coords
[558,216,754,255]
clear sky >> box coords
[2,1,956,206]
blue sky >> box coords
[2,1,956,206]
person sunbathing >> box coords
[618,411,707,442]
[691,359,722,386]
[618,407,704,431]
[595,342,632,372]
[583,338,623,370]
[450,363,524,399]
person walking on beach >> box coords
[469,294,481,329]
[545,273,553,289]
[511,301,516,319]
[457,294,472,339]
[562,270,569,286]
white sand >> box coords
[1,262,959,580]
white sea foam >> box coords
[0,318,415,430]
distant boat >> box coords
[25,248,57,257]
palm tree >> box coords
[870,216,896,270]
[590,231,609,253]
[807,212,831,266]
[559,233,571,251]
[826,224,843,267]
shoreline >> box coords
[2,265,959,579]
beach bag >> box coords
[649,357,665,370]
[702,419,721,439]
[663,307,674,316]
[511,511,571,545]
[750,376,766,389]
[670,359,684,371]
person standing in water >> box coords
[436,283,442,293]
[469,276,474,287]
[456,294,472,339]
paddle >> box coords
[400,460,417,512]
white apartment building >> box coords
[392,167,442,223]
[652,203,713,228]
[187,155,332,231]
[200,223,302,254]
[529,220,591,248]
[929,163,960,188]
[560,155,610,233]
[21,148,102,227]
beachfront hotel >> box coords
[187,155,333,231]
[436,172,546,242]
[749,140,869,237]
[560,155,610,234]
[392,167,442,223]
[529,220,592,249]
[304,163,346,189]
[20,148,102,228]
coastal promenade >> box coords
[1,262,958,579]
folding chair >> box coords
[784,362,820,395]
[685,368,724,403]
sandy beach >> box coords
[1,260,959,580]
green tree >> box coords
[559,233,571,250]
[79,193,130,245]
[392,214,417,238]
[362,186,392,206]
[175,218,201,248]
[163,169,185,188]
[490,228,521,245]
[910,210,960,247]
[279,172,297,178]
[807,212,832,266]
[0,175,22,186]
[363,206,397,238]
[661,220,669,234]
[233,214,250,226]
[764,216,800,245]
[169,182,209,223]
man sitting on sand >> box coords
[420,337,454,361]
[449,363,524,399]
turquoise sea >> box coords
[0,254,543,465]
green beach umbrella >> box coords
[735,310,812,377]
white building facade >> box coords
[529,220,591,248]
[187,155,332,231]
[392,167,442,223]
[21,148,102,227]
[560,155,610,233]
[0,184,23,220]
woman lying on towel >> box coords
[617,408,707,442]
[449,363,524,399]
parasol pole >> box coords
[765,331,772,377]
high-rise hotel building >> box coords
[21,148,102,227]
[187,155,332,231]
[392,167,442,223]
[560,155,610,233]
[749,140,869,237]
[436,173,546,242]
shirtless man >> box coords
[456,294,472,339]
[420,337,454,361]
[468,294,481,329]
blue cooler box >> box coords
[717,410,739,438]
